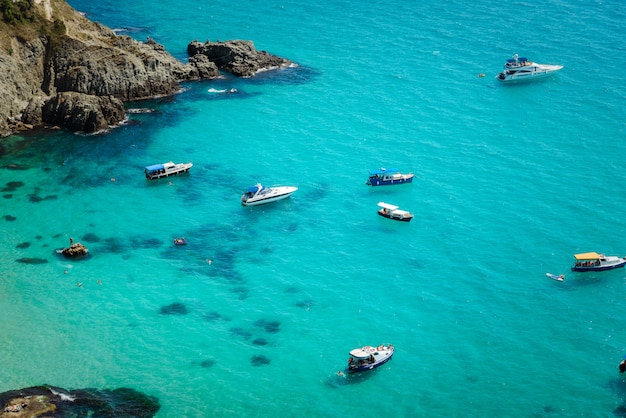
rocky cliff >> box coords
[0,0,292,136]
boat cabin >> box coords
[573,252,604,268]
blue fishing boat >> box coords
[346,344,394,374]
[366,168,414,186]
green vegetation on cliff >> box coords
[0,0,35,24]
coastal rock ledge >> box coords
[0,385,159,417]
[188,40,292,78]
[0,0,293,136]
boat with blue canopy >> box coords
[144,161,192,180]
[366,168,414,186]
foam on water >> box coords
[2,0,626,415]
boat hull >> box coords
[571,260,626,272]
[347,354,393,373]
[367,175,414,186]
[242,192,295,206]
[377,210,412,222]
[146,168,191,180]
[496,67,562,83]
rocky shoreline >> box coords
[0,385,159,417]
[0,0,292,137]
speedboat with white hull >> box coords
[496,54,563,83]
[241,184,298,206]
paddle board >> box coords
[546,273,564,281]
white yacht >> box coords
[241,184,298,206]
[496,54,563,82]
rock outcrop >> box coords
[0,1,292,137]
[61,242,88,257]
[0,385,160,417]
[188,40,292,77]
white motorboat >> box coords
[377,202,413,222]
[145,161,192,180]
[496,54,563,83]
[346,344,394,374]
[241,184,298,206]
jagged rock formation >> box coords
[188,40,292,77]
[61,242,88,257]
[0,385,160,417]
[0,0,293,137]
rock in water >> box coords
[61,242,88,257]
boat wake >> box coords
[208,88,237,94]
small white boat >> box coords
[546,273,564,282]
[346,344,394,374]
[241,183,298,206]
[571,252,626,272]
[145,161,192,180]
[496,54,563,83]
[377,202,413,222]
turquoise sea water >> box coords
[2,0,626,416]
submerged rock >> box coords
[159,302,188,315]
[251,355,271,366]
[0,385,160,418]
[16,257,47,264]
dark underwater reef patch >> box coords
[230,327,253,340]
[252,338,268,346]
[28,193,57,202]
[129,237,163,249]
[203,311,230,322]
[81,232,101,243]
[254,319,280,334]
[0,385,160,418]
[295,299,315,309]
[16,242,30,249]
[200,358,216,368]
[248,65,319,86]
[16,257,47,264]
[159,302,188,315]
[2,181,24,192]
[251,355,271,366]
[4,214,17,221]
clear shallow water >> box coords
[1,0,626,416]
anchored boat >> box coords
[241,183,298,206]
[366,168,414,186]
[377,202,413,222]
[346,344,394,374]
[145,161,192,180]
[571,252,626,272]
[496,54,563,83]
